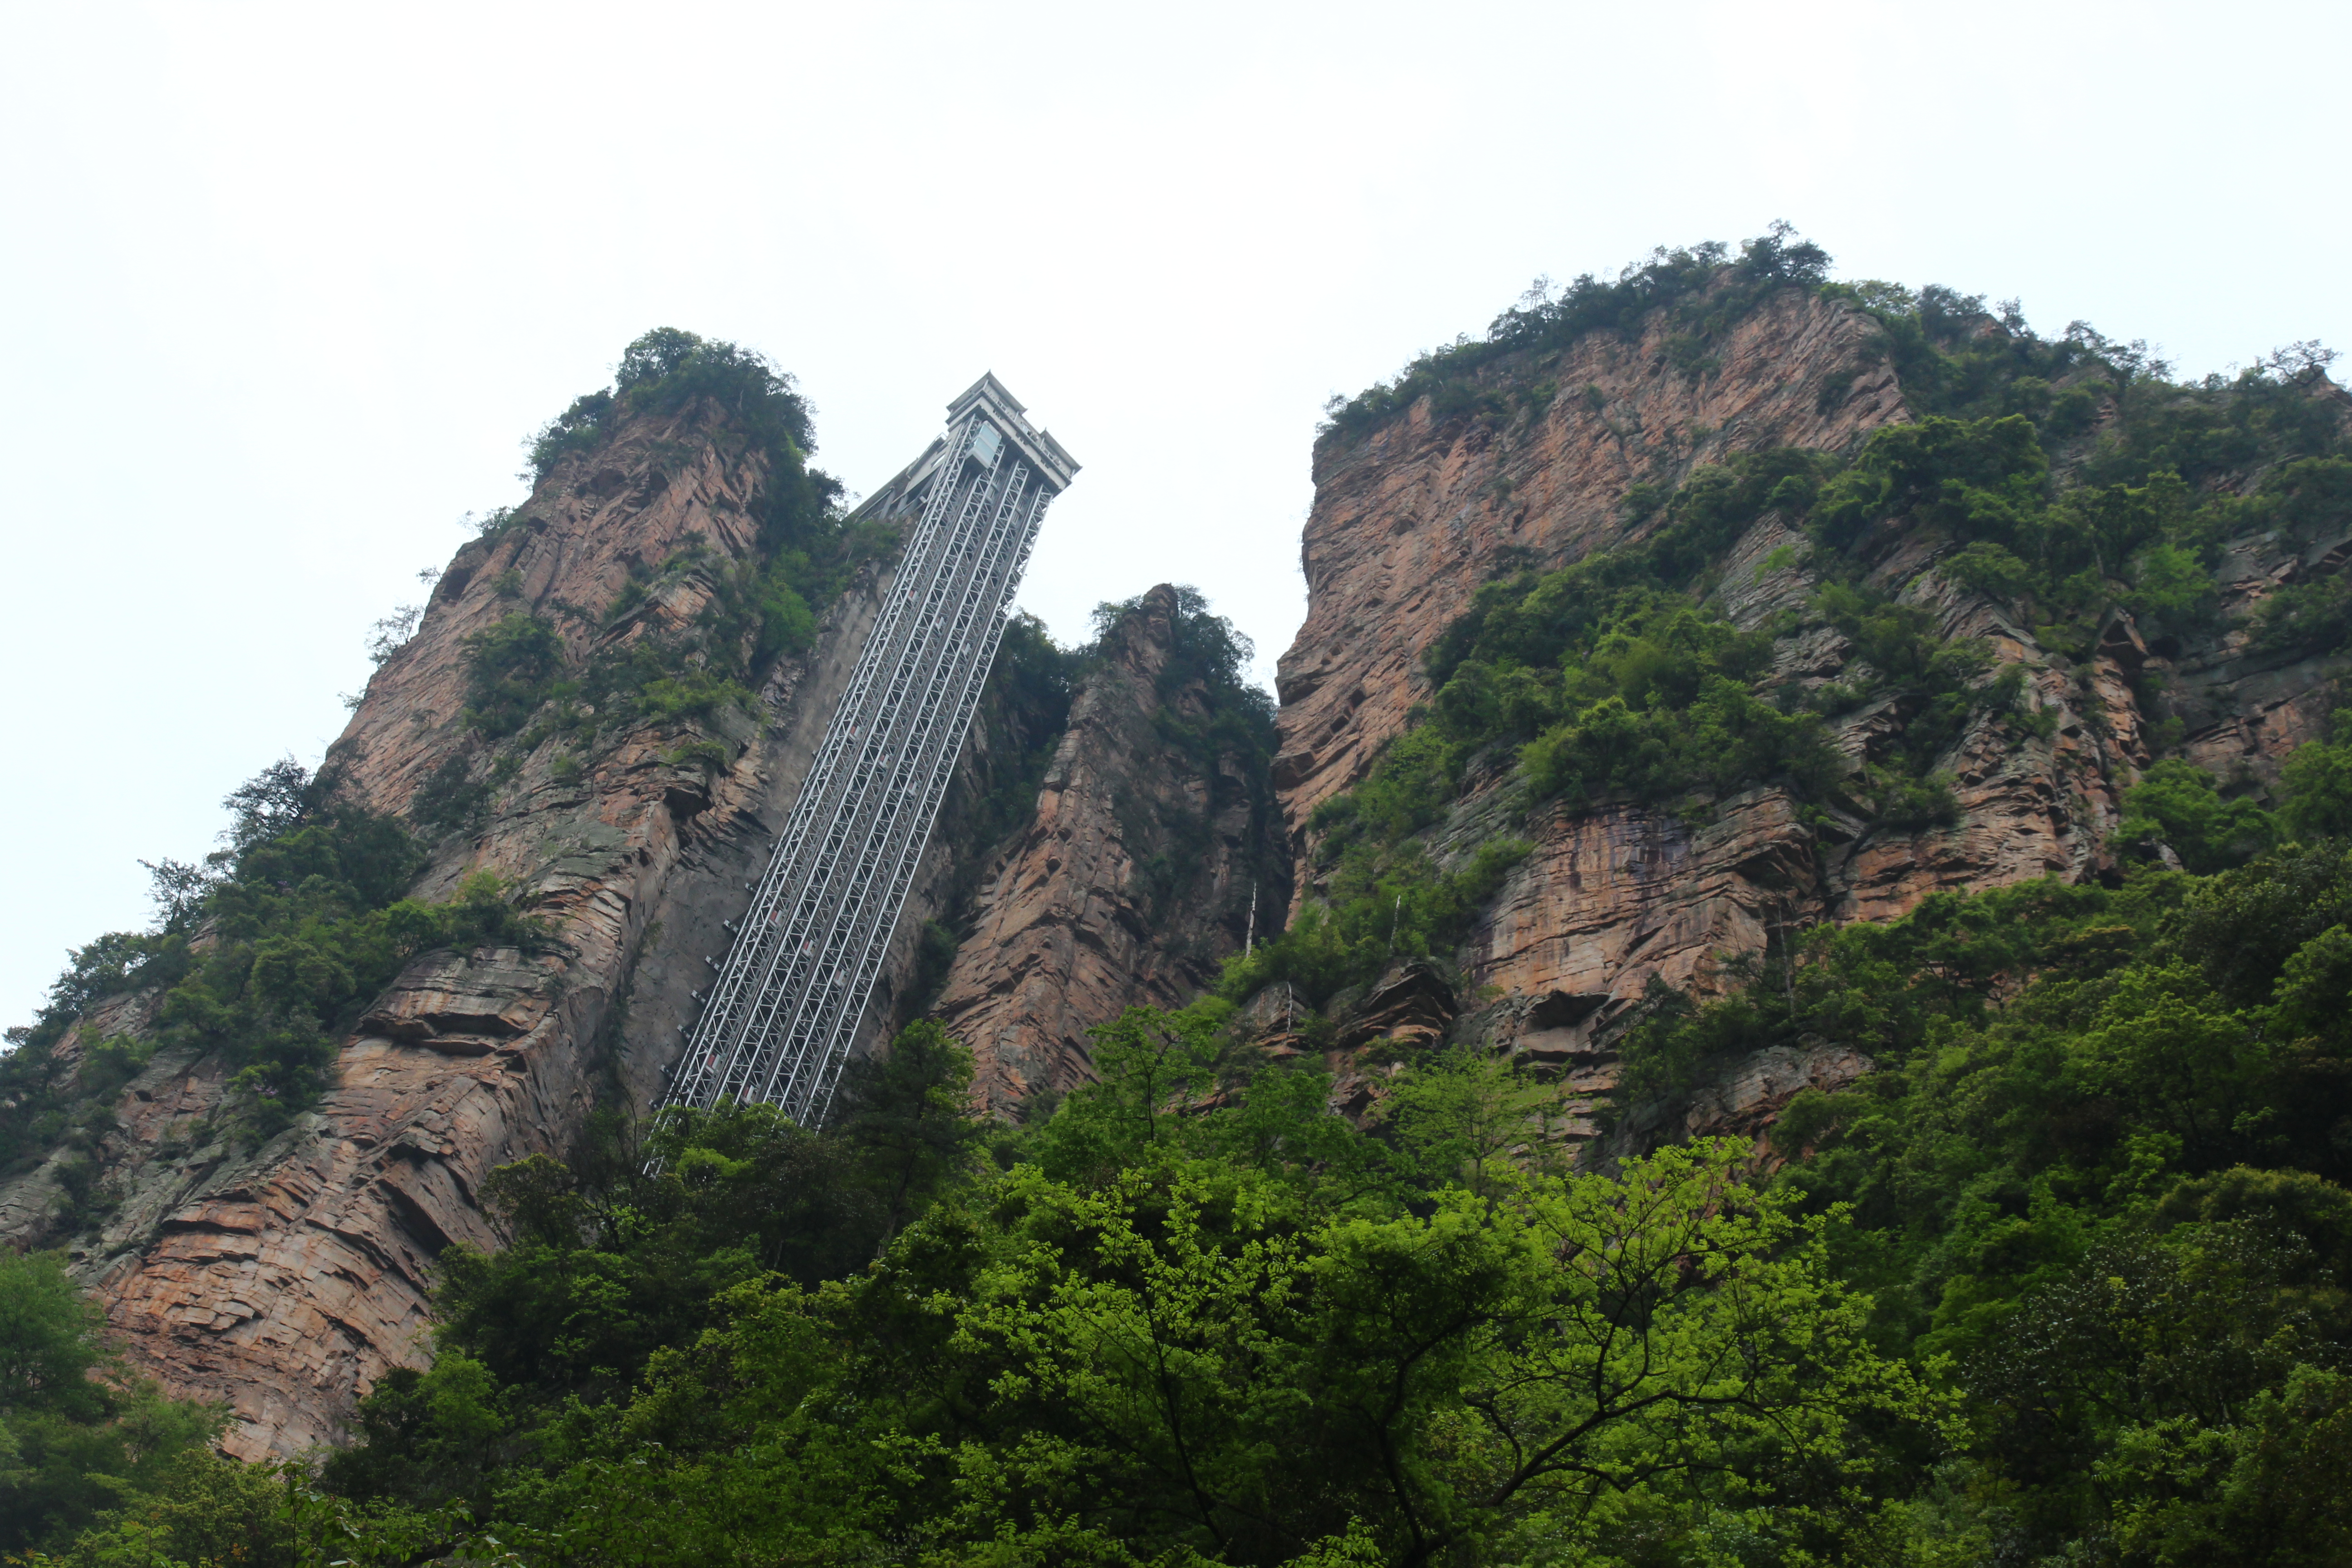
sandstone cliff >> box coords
[1272,286,1908,837]
[0,390,1058,1456]
[935,585,1290,1117]
[1264,278,2352,1150]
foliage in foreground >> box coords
[56,772,2352,1566]
[1603,814,2352,1561]
[17,764,2352,1567]
[116,1016,1936,1568]
[0,1250,220,1554]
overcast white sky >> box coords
[3,0,2345,1025]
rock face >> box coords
[1266,284,2352,1149]
[2175,520,2352,783]
[0,398,1048,1457]
[1611,1039,1877,1173]
[1446,466,2349,1097]
[1272,288,1910,841]
[934,586,1289,1116]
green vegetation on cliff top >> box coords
[416,328,897,839]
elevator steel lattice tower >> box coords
[659,374,1078,1126]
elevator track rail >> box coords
[657,374,1079,1127]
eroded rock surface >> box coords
[1272,288,1910,843]
[0,402,1019,1456]
[935,587,1288,1116]
[1264,288,2349,1148]
[1603,1038,1877,1173]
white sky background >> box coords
[2,0,2346,1025]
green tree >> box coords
[0,1252,218,1554]
[323,1023,985,1516]
[315,1040,1940,1567]
[41,1449,294,1567]
[2118,760,2277,874]
[2280,715,2352,841]
[832,1018,983,1241]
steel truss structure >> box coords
[658,374,1078,1127]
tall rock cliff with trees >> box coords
[6,232,2352,1564]
[0,333,1279,1460]
[1239,229,2351,1151]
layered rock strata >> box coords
[1267,287,2352,1148]
[1272,287,1910,839]
[0,401,1041,1456]
[934,586,1289,1116]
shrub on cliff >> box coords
[1519,679,1836,807]
[459,611,565,737]
[1328,558,1848,831]
[1218,835,1529,1009]
[0,1250,219,1554]
[135,771,539,1132]
[449,559,789,757]
[407,752,491,833]
[525,327,818,485]
[2117,758,2278,874]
